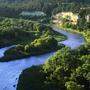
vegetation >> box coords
[0,17,66,62]
[17,43,90,90]
[0,17,66,48]
[16,2,90,90]
[0,18,39,47]
[0,0,89,90]
[0,36,65,61]
[53,8,90,30]
[0,0,89,19]
[77,9,89,31]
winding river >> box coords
[0,28,85,90]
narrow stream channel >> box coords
[0,28,85,90]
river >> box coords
[0,28,85,90]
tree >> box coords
[77,9,87,30]
[65,81,84,90]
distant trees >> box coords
[0,0,89,18]
[77,9,87,30]
[0,0,58,17]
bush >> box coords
[65,81,84,90]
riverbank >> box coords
[17,40,90,90]
[0,27,85,90]
[0,35,65,62]
[0,25,85,62]
[53,24,90,43]
[0,18,67,49]
[17,25,90,90]
[52,27,85,49]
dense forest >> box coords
[0,0,89,18]
[0,17,66,61]
[17,44,90,90]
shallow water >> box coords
[0,28,85,90]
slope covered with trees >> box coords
[17,43,90,90]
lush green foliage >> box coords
[0,18,66,48]
[0,35,65,61]
[0,17,66,61]
[0,0,89,89]
[25,36,58,54]
[0,18,39,47]
[17,43,90,90]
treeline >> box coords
[17,43,90,90]
[68,0,90,4]
[0,0,58,17]
[0,0,90,3]
[0,0,89,18]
